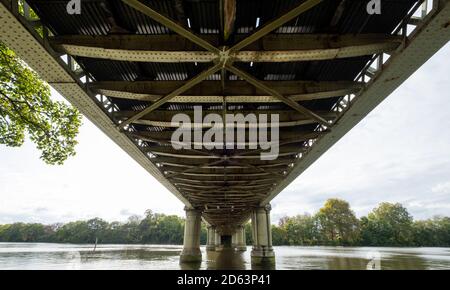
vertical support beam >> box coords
[180,207,202,263]
[215,231,222,250]
[231,231,237,248]
[206,226,216,251]
[235,225,247,251]
[251,204,275,266]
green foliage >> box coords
[316,199,360,245]
[0,203,449,247]
[0,42,81,165]
[0,210,201,245]
[271,225,288,245]
[412,216,450,247]
[0,223,55,242]
[360,202,413,246]
[270,200,449,247]
[139,210,185,244]
[279,214,321,245]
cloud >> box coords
[432,182,450,195]
[119,209,139,217]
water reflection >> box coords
[273,246,445,270]
[205,249,247,270]
[0,243,449,270]
[179,262,201,270]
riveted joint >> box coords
[217,46,235,67]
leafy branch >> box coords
[0,41,82,165]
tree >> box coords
[156,215,184,244]
[86,218,109,242]
[139,210,160,243]
[271,225,288,245]
[413,216,450,247]
[360,202,413,246]
[0,42,81,164]
[0,223,53,242]
[1,206,449,247]
[316,199,360,245]
[280,214,320,245]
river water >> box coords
[0,243,449,270]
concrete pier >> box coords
[214,231,222,251]
[179,208,202,263]
[251,204,275,266]
[206,226,216,251]
[234,225,247,251]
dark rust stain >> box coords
[384,76,400,82]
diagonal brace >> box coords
[119,62,223,128]
[121,0,220,53]
[229,0,324,52]
[225,64,330,127]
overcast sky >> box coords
[0,44,449,225]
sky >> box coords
[0,44,449,225]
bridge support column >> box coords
[235,225,247,251]
[206,226,216,251]
[251,204,275,266]
[214,231,222,251]
[180,208,202,263]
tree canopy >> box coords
[1,201,448,247]
[360,202,414,246]
[316,199,360,245]
[0,42,81,164]
[0,211,206,245]
[272,200,449,247]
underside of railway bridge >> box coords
[1,0,449,266]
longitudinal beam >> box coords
[172,177,279,184]
[90,80,362,98]
[149,151,296,160]
[100,90,354,104]
[114,109,337,126]
[165,159,225,179]
[52,40,400,63]
[49,34,402,52]
[131,118,323,128]
[131,130,322,142]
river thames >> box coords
[0,243,449,270]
